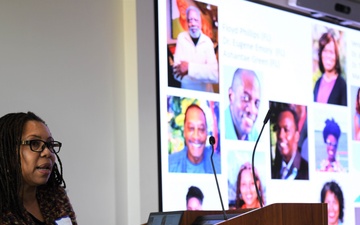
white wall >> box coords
[0,0,311,224]
[1,0,115,223]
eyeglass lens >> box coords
[30,140,61,153]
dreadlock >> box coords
[0,111,66,218]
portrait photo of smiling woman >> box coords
[318,118,345,172]
[313,105,349,173]
[313,27,347,106]
[321,180,345,225]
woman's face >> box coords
[239,169,259,208]
[20,120,56,188]
[324,191,340,225]
[321,40,337,73]
[187,197,202,210]
[326,134,338,162]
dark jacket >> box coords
[272,149,309,180]
[314,75,347,106]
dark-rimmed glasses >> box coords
[21,140,62,153]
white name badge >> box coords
[55,216,72,225]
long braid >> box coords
[54,152,66,188]
[0,113,27,218]
[47,152,66,188]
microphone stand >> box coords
[209,136,227,220]
[251,108,272,208]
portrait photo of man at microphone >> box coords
[168,98,221,174]
[270,102,309,180]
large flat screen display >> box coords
[156,0,360,224]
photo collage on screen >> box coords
[159,0,360,224]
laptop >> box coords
[191,213,239,225]
[146,211,183,225]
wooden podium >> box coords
[144,203,327,225]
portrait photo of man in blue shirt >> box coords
[169,104,221,174]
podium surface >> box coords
[144,203,327,225]
[216,203,327,225]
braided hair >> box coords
[0,111,66,218]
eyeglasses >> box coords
[325,140,337,147]
[21,139,62,153]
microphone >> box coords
[209,136,227,220]
[251,108,272,208]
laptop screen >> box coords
[147,211,183,225]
